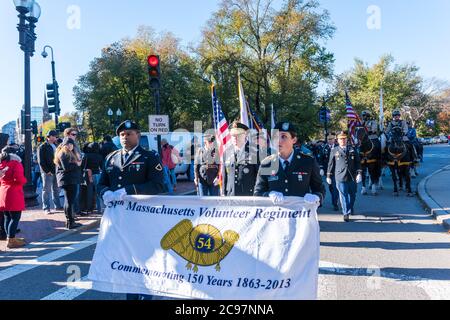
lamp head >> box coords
[41,50,48,58]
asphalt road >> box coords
[0,144,448,300]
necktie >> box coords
[284,160,290,173]
[124,152,130,163]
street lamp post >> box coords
[116,108,122,128]
[107,108,114,134]
[42,45,59,128]
[14,0,41,207]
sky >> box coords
[1,0,450,129]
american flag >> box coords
[345,91,363,144]
[211,85,232,192]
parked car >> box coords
[438,135,448,143]
[422,137,432,145]
[140,132,204,180]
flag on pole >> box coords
[345,91,363,144]
[238,71,250,128]
[212,84,232,193]
[271,104,276,130]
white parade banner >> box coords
[88,196,320,300]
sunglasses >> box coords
[70,133,78,136]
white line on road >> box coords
[41,276,92,300]
[0,236,98,283]
[38,259,450,300]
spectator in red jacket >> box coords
[0,146,28,249]
[161,139,181,193]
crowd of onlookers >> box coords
[0,127,121,250]
[0,127,192,250]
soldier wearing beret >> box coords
[254,122,325,206]
[97,120,165,300]
[98,120,165,200]
[223,121,260,196]
[327,131,362,222]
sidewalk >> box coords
[0,180,196,251]
[418,164,450,230]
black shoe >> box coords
[66,220,82,230]
[343,215,350,222]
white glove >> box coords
[102,191,115,205]
[320,169,325,177]
[304,193,320,205]
[113,188,127,201]
[269,191,285,205]
[326,177,332,185]
[356,174,363,184]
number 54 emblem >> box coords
[160,220,239,273]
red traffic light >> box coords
[147,55,159,67]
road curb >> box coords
[417,164,450,230]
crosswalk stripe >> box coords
[0,236,98,283]
[41,276,92,300]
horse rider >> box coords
[386,110,419,162]
[361,110,379,140]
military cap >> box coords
[203,133,216,143]
[230,121,250,135]
[392,109,401,117]
[337,131,348,139]
[274,122,297,137]
[116,120,140,136]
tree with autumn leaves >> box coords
[73,0,449,141]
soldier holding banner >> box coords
[97,120,165,300]
[254,122,325,206]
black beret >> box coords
[230,122,250,135]
[274,122,297,135]
[116,120,140,136]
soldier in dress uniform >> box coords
[254,122,325,206]
[319,134,339,211]
[97,120,165,301]
[327,132,362,222]
[97,120,165,201]
[223,121,259,196]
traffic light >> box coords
[46,81,60,115]
[147,55,161,89]
[31,120,38,135]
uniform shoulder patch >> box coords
[155,163,163,171]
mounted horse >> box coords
[386,126,414,197]
[355,126,382,196]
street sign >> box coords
[148,115,169,135]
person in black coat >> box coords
[254,122,325,206]
[319,134,339,211]
[37,130,63,213]
[79,143,104,214]
[100,135,118,160]
[327,132,363,222]
[54,138,82,229]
